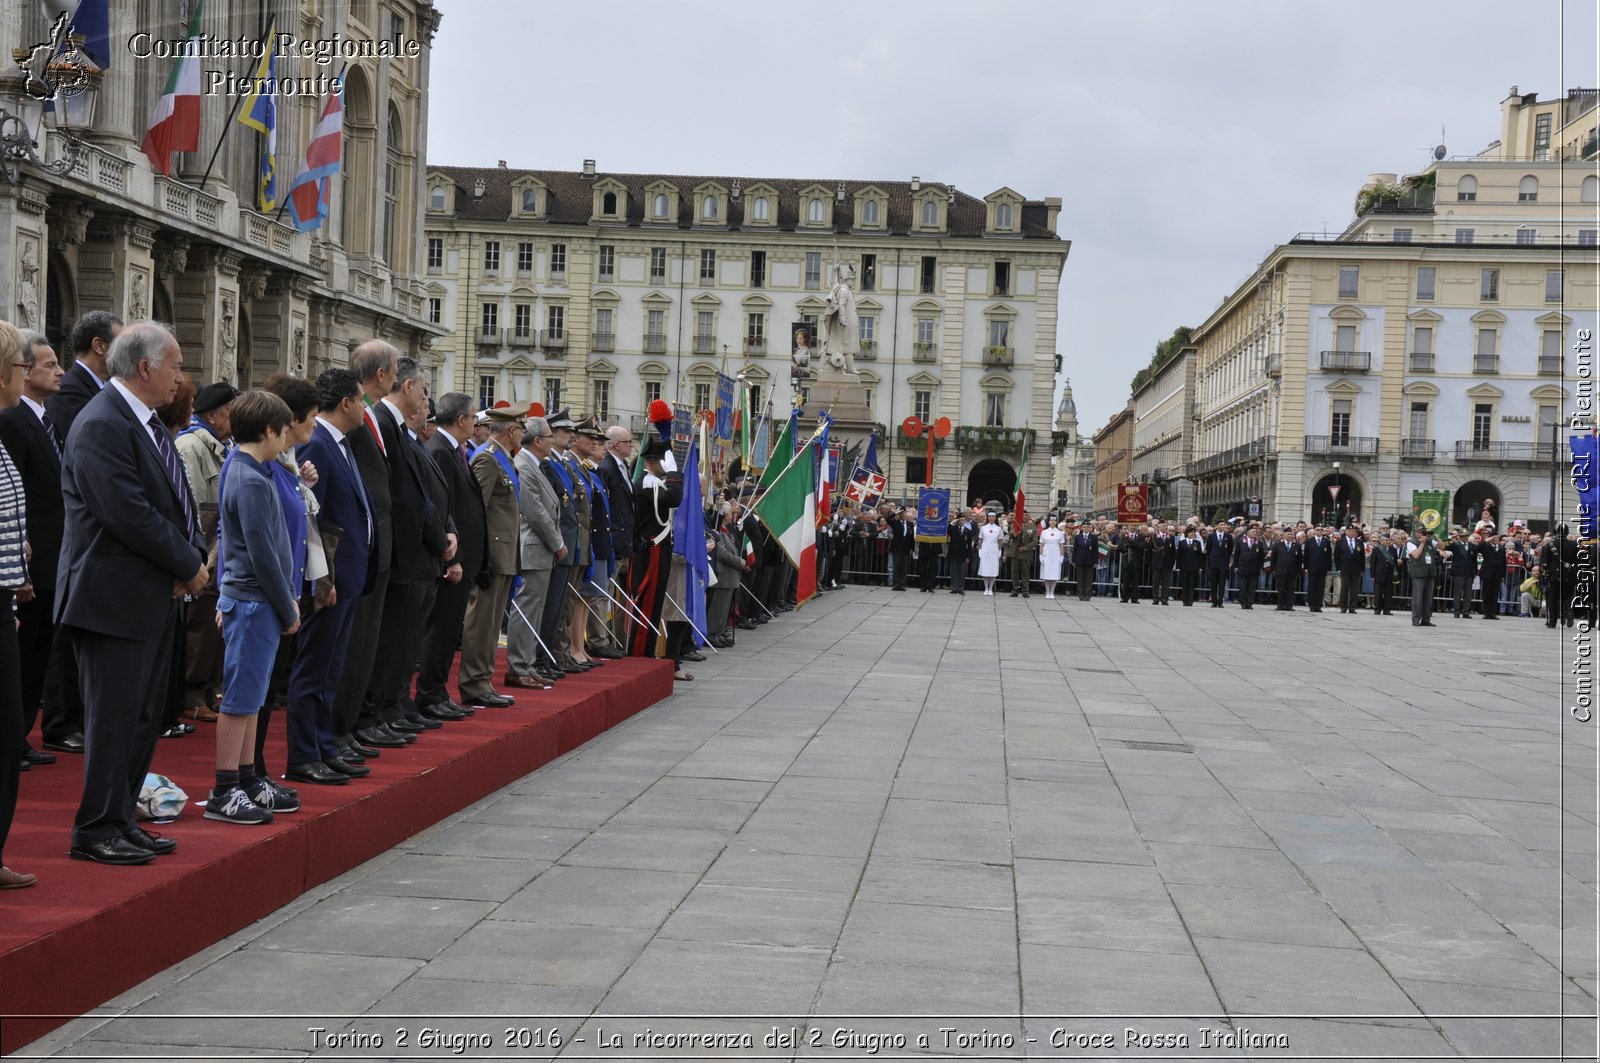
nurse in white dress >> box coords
[1039,520,1066,598]
[977,511,1005,596]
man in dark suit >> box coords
[890,508,915,591]
[1175,527,1204,605]
[1272,531,1302,611]
[397,400,460,728]
[1444,528,1475,618]
[417,393,489,712]
[1369,532,1400,616]
[599,426,636,646]
[947,511,975,594]
[1232,527,1265,609]
[1303,529,1332,612]
[284,370,374,786]
[58,322,206,865]
[1070,524,1098,600]
[1475,530,1507,619]
[334,342,399,751]
[0,332,66,766]
[46,310,120,441]
[1333,524,1366,613]
[1148,525,1175,605]
[1205,526,1234,606]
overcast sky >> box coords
[426,0,1597,434]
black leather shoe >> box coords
[286,761,349,785]
[70,836,155,865]
[334,746,366,765]
[465,692,515,708]
[347,740,380,758]
[535,669,564,683]
[22,748,55,765]
[588,643,626,659]
[389,718,425,733]
[324,757,370,778]
[419,702,467,721]
[354,726,406,749]
[44,732,86,753]
[377,722,417,743]
[124,827,178,855]
[408,712,443,729]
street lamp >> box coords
[1332,460,1342,525]
[0,38,99,184]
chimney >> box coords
[910,176,920,191]
[836,181,845,202]
[582,158,596,179]
[1043,196,1062,234]
[497,159,507,168]
[472,177,485,198]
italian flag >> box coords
[753,438,817,607]
[141,0,205,176]
[1012,431,1030,533]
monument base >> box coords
[800,374,876,428]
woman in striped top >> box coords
[0,320,35,889]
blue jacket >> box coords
[218,450,298,629]
[1205,531,1234,569]
[301,422,375,601]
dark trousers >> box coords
[255,631,297,775]
[183,586,223,708]
[1011,557,1033,596]
[1178,570,1198,606]
[1153,566,1173,603]
[1450,573,1472,616]
[1306,573,1327,611]
[1276,572,1297,609]
[287,594,356,766]
[1120,568,1139,603]
[398,579,438,717]
[1339,572,1362,612]
[542,562,573,663]
[418,573,471,707]
[1238,574,1259,608]
[332,572,389,739]
[41,621,82,743]
[918,551,939,591]
[1076,563,1095,600]
[1373,580,1394,615]
[1208,568,1229,605]
[665,620,691,664]
[1412,576,1436,624]
[892,550,911,589]
[70,606,177,847]
[0,595,20,866]
[368,578,428,726]
[15,587,51,744]
[948,555,967,591]
[1480,573,1504,618]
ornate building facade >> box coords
[1131,347,1196,520]
[0,0,444,385]
[1050,380,1095,514]
[421,162,1069,506]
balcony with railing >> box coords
[1187,436,1274,477]
[591,331,614,353]
[1454,440,1570,462]
[693,334,716,355]
[954,425,1035,454]
[1264,352,1282,376]
[857,340,877,361]
[1400,438,1436,459]
[745,337,766,357]
[1539,354,1564,375]
[913,342,938,363]
[1319,350,1372,372]
[507,327,536,348]
[643,333,667,354]
[544,329,568,353]
[1303,435,1378,457]
[1473,354,1499,374]
[1356,184,1436,215]
[981,346,1014,368]
[477,325,502,348]
[1408,352,1435,373]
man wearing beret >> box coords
[175,380,236,721]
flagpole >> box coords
[197,20,276,193]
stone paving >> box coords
[23,586,1600,1061]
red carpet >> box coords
[0,654,674,1055]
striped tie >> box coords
[147,414,196,537]
[39,410,61,459]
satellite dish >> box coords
[1434,144,1446,160]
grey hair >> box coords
[391,356,422,392]
[106,320,177,379]
[435,391,472,425]
[521,417,551,445]
[17,329,49,362]
[350,339,398,383]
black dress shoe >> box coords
[70,836,155,865]
[334,746,366,765]
[44,732,85,753]
[465,692,515,708]
[324,757,370,778]
[588,644,626,659]
[378,722,417,743]
[355,726,407,749]
[409,713,444,729]
[419,702,467,721]
[389,718,425,733]
[17,759,27,771]
[124,827,178,855]
[22,748,55,766]
[286,761,349,785]
[347,740,380,758]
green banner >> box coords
[1411,489,1450,532]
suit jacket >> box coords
[1148,534,1175,571]
[1271,539,1302,577]
[471,441,520,576]
[1475,541,1507,579]
[513,449,564,571]
[1232,536,1265,577]
[45,360,103,443]
[346,411,394,577]
[1205,531,1235,569]
[1333,535,1365,577]
[414,431,454,577]
[559,451,591,567]
[1304,536,1332,575]
[890,519,916,555]
[712,527,744,587]
[539,454,582,555]
[55,384,207,639]
[1176,537,1205,572]
[598,453,636,565]
[300,423,375,600]
[0,403,63,591]
[1070,532,1099,567]
[376,406,444,579]
[582,461,614,567]
[1369,542,1398,583]
[427,430,488,581]
[1445,540,1475,577]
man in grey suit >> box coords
[506,418,567,688]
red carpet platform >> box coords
[0,654,674,1055]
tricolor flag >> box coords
[140,0,204,176]
[237,21,279,212]
[759,408,794,488]
[754,437,817,607]
[1012,431,1030,533]
[814,412,833,527]
[285,80,343,232]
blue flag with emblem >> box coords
[237,21,279,212]
[672,435,710,646]
[1573,430,1598,538]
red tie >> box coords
[364,405,386,456]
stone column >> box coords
[0,177,49,339]
[167,242,242,384]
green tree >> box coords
[1130,326,1193,391]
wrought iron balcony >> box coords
[693,334,716,355]
[591,331,614,353]
[544,330,568,351]
[1473,354,1499,374]
[507,327,536,348]
[745,337,766,357]
[1400,438,1435,459]
[954,425,1035,453]
[1187,436,1274,477]
[1408,352,1435,373]
[1319,350,1371,372]
[912,342,938,363]
[982,346,1014,368]
[857,340,877,361]
[1264,352,1282,376]
[643,333,667,354]
[1303,435,1378,457]
[477,327,501,347]
[1454,440,1570,462]
[1539,354,1564,375]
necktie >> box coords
[458,442,471,474]
[39,409,61,459]
[341,436,374,546]
[147,414,196,537]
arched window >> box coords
[521,188,537,212]
[602,191,617,214]
[753,196,769,221]
[1584,175,1599,204]
[429,185,445,210]
[654,193,669,218]
[1456,174,1477,202]
[921,200,937,226]
[1518,175,1539,202]
[996,203,1012,228]
[807,197,823,223]
[383,103,402,264]
[702,195,718,220]
[861,199,878,225]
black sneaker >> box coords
[247,777,301,814]
[203,786,275,825]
